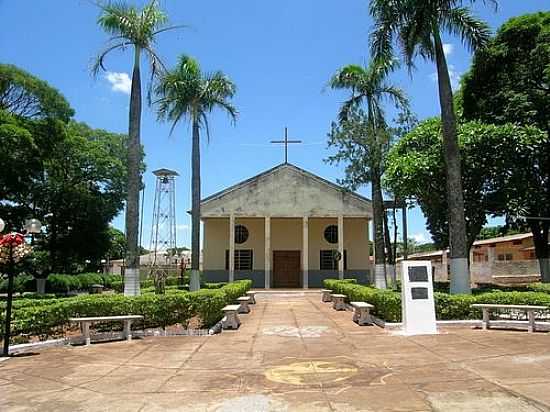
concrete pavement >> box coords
[1,292,549,411]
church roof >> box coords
[200,163,372,218]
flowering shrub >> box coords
[0,232,32,264]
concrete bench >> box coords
[246,291,257,304]
[69,315,144,345]
[471,304,549,333]
[221,305,241,330]
[321,289,333,303]
[350,302,374,326]
[237,296,251,314]
[331,294,346,311]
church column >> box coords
[338,215,344,280]
[302,216,309,289]
[264,216,271,289]
[229,214,235,282]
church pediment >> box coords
[200,163,372,218]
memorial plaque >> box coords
[408,266,428,282]
[401,260,436,335]
[411,287,428,300]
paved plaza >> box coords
[1,292,550,411]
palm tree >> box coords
[329,58,408,289]
[154,55,237,291]
[93,1,183,296]
[370,0,495,294]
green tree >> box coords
[462,12,550,281]
[40,122,130,272]
[370,0,495,294]
[93,0,182,295]
[154,55,237,291]
[477,226,520,241]
[107,227,127,260]
[385,118,546,263]
[0,65,131,273]
[0,64,74,122]
[328,58,409,288]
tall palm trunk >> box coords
[433,28,470,294]
[189,118,201,291]
[383,208,396,287]
[372,167,387,288]
[124,47,142,296]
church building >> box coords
[200,163,374,288]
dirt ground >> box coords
[1,291,549,411]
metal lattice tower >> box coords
[149,169,178,291]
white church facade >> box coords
[200,163,374,288]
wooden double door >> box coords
[272,250,301,288]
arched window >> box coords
[235,224,249,244]
[324,225,338,244]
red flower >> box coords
[0,233,25,247]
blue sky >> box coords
[0,0,544,248]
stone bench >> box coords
[246,291,257,304]
[68,315,144,346]
[321,289,333,303]
[350,302,374,326]
[331,294,346,311]
[471,304,549,333]
[221,305,241,330]
[237,296,251,314]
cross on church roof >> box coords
[270,127,302,163]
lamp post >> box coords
[1,217,42,357]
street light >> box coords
[1,217,42,357]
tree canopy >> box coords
[385,118,546,249]
[0,109,132,272]
[462,12,550,132]
[0,64,74,122]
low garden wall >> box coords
[0,280,251,341]
[324,279,550,323]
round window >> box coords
[235,224,249,244]
[324,225,338,244]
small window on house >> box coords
[506,253,513,261]
[234,225,249,244]
[225,249,253,270]
[320,250,347,270]
[513,240,522,245]
[324,225,338,244]
[497,254,505,261]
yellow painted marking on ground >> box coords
[265,361,358,385]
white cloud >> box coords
[443,43,454,57]
[176,224,190,231]
[105,71,131,94]
[430,64,460,91]
[412,232,429,243]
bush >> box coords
[46,274,82,294]
[323,279,550,323]
[526,283,550,294]
[1,280,252,339]
[204,282,227,289]
[100,274,122,288]
[0,274,35,294]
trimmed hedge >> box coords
[324,279,550,323]
[0,273,187,295]
[1,280,252,340]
